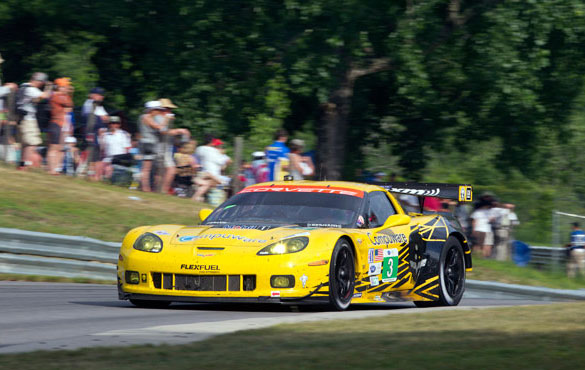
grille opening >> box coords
[243,275,256,291]
[152,273,162,289]
[175,274,227,291]
[228,275,240,291]
[163,273,173,289]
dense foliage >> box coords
[3,1,585,243]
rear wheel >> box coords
[329,239,355,311]
[414,236,465,308]
[129,299,171,308]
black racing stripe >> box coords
[413,291,438,301]
[356,285,370,292]
[392,278,408,289]
[368,283,392,293]
[397,268,409,280]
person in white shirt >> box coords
[192,136,231,202]
[470,199,495,258]
[101,116,131,179]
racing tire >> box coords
[129,299,171,309]
[329,238,356,311]
[414,236,466,308]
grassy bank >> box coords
[0,302,583,369]
[0,165,204,242]
[469,257,585,290]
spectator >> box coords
[157,98,190,194]
[423,197,441,212]
[82,87,109,179]
[491,202,519,261]
[173,140,199,197]
[138,100,165,192]
[101,116,132,179]
[192,135,230,202]
[266,128,289,181]
[288,138,314,180]
[470,198,495,258]
[17,72,52,168]
[47,77,73,174]
[61,136,79,175]
[0,54,18,162]
[567,222,585,278]
[251,151,269,184]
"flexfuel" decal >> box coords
[180,264,219,271]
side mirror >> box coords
[383,214,411,228]
[199,208,213,222]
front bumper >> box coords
[117,247,332,302]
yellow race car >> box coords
[117,180,473,310]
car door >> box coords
[362,191,415,290]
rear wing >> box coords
[370,182,473,202]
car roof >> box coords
[251,180,385,193]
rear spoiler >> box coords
[369,182,473,213]
[371,182,473,202]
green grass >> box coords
[469,255,585,290]
[0,165,206,242]
[0,302,584,369]
[2,164,585,290]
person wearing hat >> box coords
[47,77,73,174]
[251,151,269,183]
[18,72,52,168]
[154,98,190,194]
[192,134,231,202]
[288,138,314,180]
[101,115,132,180]
[62,136,79,176]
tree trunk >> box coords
[318,58,391,180]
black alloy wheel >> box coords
[129,299,171,309]
[414,236,466,307]
[329,239,356,311]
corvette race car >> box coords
[117,180,473,310]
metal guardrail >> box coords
[529,246,567,269]
[0,226,572,281]
[0,228,118,281]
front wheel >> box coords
[329,239,355,311]
[414,236,466,308]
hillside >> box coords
[0,165,204,242]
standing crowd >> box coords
[1,69,315,205]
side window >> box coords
[367,191,396,228]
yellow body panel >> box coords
[118,181,470,305]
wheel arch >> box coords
[338,235,357,266]
[449,231,472,271]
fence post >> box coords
[231,136,244,194]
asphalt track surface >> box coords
[0,281,564,354]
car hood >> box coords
[167,224,313,247]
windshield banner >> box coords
[239,185,365,198]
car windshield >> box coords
[203,191,363,228]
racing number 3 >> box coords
[382,249,398,282]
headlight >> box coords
[257,237,309,255]
[133,233,163,253]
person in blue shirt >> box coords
[265,129,290,181]
[568,222,585,278]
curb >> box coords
[467,279,585,301]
